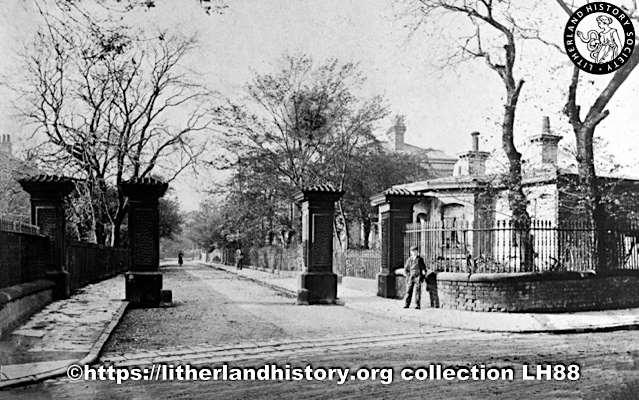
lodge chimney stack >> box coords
[453,131,489,177]
[471,131,480,151]
[528,116,562,171]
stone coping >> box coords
[435,269,639,283]
[0,280,55,306]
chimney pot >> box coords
[542,116,550,135]
[453,132,489,177]
[471,131,480,151]
[527,117,562,170]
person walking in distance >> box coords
[404,245,427,309]
[235,248,244,270]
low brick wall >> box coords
[0,280,54,338]
[434,270,639,312]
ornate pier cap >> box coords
[120,177,168,308]
[293,184,344,305]
[370,188,423,208]
[120,177,168,203]
[370,188,423,299]
[18,174,75,202]
[18,175,75,300]
[293,184,344,204]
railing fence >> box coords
[65,240,129,290]
[404,220,639,273]
[0,230,49,288]
[0,217,40,235]
[333,249,381,279]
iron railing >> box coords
[404,220,639,273]
[66,241,129,290]
[333,249,381,279]
[203,246,304,271]
[0,230,49,288]
[0,217,40,235]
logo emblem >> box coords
[564,2,635,74]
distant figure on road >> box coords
[178,251,184,266]
[235,248,244,270]
[404,245,427,309]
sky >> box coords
[1,0,638,211]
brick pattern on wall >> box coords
[35,207,56,237]
[312,214,333,268]
[133,208,154,265]
[381,216,389,271]
[435,274,639,312]
[393,218,407,269]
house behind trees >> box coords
[379,117,639,272]
[347,118,457,248]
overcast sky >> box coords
[1,0,637,211]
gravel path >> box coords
[102,263,420,354]
[4,262,639,399]
[5,329,639,399]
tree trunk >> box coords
[502,89,533,270]
[110,191,128,247]
[110,215,125,248]
[362,215,372,250]
[92,179,109,245]
[575,125,600,219]
[336,199,349,251]
[574,124,607,269]
[94,214,107,245]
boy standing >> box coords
[404,245,427,309]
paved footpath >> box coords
[2,260,639,389]
[0,277,127,387]
[210,262,639,334]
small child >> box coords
[425,271,439,308]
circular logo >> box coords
[564,2,635,74]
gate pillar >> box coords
[371,189,422,298]
[120,177,168,308]
[293,185,344,305]
[19,175,75,299]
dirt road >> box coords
[2,263,638,399]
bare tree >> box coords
[550,0,639,267]
[554,0,639,219]
[16,8,217,245]
[401,0,538,266]
[50,0,224,13]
